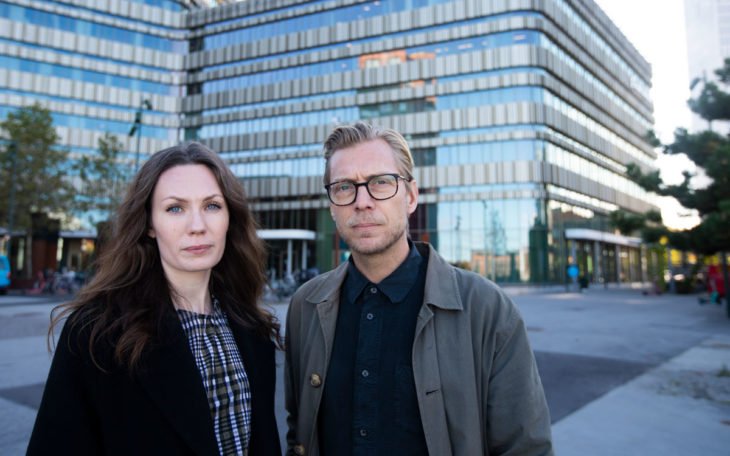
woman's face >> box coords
[148,164,229,285]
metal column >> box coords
[301,240,308,271]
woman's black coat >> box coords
[27,311,281,455]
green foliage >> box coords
[626,163,662,193]
[609,210,645,235]
[73,133,128,220]
[641,225,667,244]
[716,58,730,83]
[644,129,663,148]
[687,81,730,122]
[609,209,668,245]
[0,103,72,230]
[645,210,663,223]
[625,60,730,254]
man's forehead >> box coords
[330,139,395,165]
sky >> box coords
[593,0,701,230]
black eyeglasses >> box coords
[324,173,411,206]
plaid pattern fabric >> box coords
[177,297,252,455]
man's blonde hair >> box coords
[322,122,415,185]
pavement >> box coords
[0,287,728,454]
[528,290,730,455]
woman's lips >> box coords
[183,245,212,254]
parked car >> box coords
[0,255,10,294]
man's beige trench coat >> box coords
[285,242,553,455]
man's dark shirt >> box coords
[319,243,429,456]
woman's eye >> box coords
[166,206,183,213]
[206,202,223,210]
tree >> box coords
[0,103,74,278]
[74,132,128,222]
[73,133,130,260]
[0,103,73,229]
[608,210,648,236]
[627,58,730,315]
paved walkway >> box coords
[552,334,730,455]
[0,288,728,454]
[516,289,730,455]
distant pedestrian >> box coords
[285,122,552,455]
[28,143,281,455]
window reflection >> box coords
[0,3,186,53]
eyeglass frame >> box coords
[324,173,412,206]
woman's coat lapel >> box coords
[136,313,219,455]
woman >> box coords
[28,143,281,455]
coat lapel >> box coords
[136,313,219,456]
[230,320,280,455]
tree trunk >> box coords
[24,232,32,280]
[722,251,730,319]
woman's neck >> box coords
[168,271,213,314]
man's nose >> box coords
[353,184,375,209]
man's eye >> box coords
[372,175,395,186]
[336,182,353,192]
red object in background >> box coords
[707,265,726,297]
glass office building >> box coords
[1,0,660,284]
[183,0,659,284]
[0,0,185,212]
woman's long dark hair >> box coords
[51,142,279,370]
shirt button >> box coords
[293,444,306,455]
[366,313,374,320]
[361,369,369,378]
[369,287,377,294]
[309,373,322,388]
[359,428,368,437]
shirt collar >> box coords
[344,241,423,304]
[176,294,227,324]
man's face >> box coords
[327,139,418,258]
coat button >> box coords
[309,373,322,388]
[293,444,305,455]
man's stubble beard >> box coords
[336,217,409,257]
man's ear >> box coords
[406,179,419,215]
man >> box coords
[285,122,553,455]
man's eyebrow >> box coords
[330,173,393,182]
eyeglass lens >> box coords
[328,174,400,204]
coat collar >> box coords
[418,242,463,311]
[136,311,219,456]
[304,242,463,311]
[304,260,349,304]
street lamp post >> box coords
[128,98,152,174]
[480,200,498,282]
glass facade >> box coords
[201,0,455,50]
[0,0,660,284]
[0,3,187,52]
[0,0,183,227]
[184,0,659,282]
